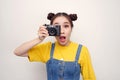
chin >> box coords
[60,43,66,46]
[59,41,70,46]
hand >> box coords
[38,25,49,41]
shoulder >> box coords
[38,41,52,46]
[71,41,89,53]
[80,44,90,59]
[70,41,79,46]
[77,44,90,63]
[32,41,52,49]
[71,41,85,48]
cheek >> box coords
[66,29,72,36]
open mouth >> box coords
[59,36,66,42]
[60,36,66,39]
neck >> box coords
[56,40,71,47]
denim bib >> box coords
[46,43,82,80]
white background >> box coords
[0,0,120,80]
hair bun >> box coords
[69,14,77,21]
[47,13,55,20]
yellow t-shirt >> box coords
[28,41,96,80]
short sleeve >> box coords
[28,42,51,63]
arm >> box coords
[81,47,96,80]
[14,38,42,57]
[14,26,49,57]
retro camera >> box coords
[44,24,61,36]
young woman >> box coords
[14,12,96,80]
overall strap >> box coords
[50,43,55,58]
[75,44,82,62]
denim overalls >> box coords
[46,43,82,80]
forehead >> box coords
[53,16,70,24]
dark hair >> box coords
[47,12,77,28]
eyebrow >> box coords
[64,22,69,24]
[54,22,70,24]
[54,23,59,25]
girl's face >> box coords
[52,16,72,46]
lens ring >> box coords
[49,28,57,36]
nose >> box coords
[60,26,64,34]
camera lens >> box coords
[48,28,57,36]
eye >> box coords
[64,25,69,28]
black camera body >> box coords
[44,24,61,36]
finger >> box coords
[39,29,48,35]
[39,28,48,34]
[38,30,49,37]
[39,25,46,30]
